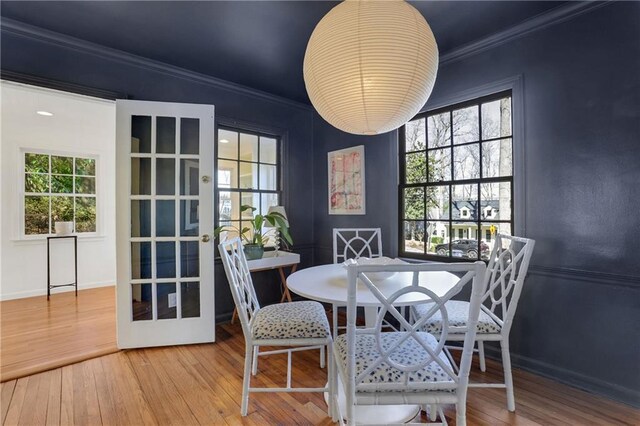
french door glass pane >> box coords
[181,160,199,195]
[156,200,175,237]
[156,242,176,278]
[180,200,199,236]
[181,241,199,278]
[131,200,151,238]
[181,282,200,318]
[132,283,152,321]
[239,162,258,189]
[156,117,176,154]
[180,118,200,155]
[131,242,152,279]
[219,191,239,220]
[131,158,151,195]
[156,158,175,196]
[157,283,177,319]
[131,115,152,153]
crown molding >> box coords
[0,17,312,111]
[440,1,612,65]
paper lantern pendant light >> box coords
[304,0,439,135]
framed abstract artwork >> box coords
[328,145,366,215]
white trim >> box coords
[18,148,102,239]
[0,280,114,301]
[1,79,115,105]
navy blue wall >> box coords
[311,3,640,406]
[0,25,316,323]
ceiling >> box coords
[1,1,566,103]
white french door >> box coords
[115,100,215,348]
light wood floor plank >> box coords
[0,380,16,424]
[0,287,117,382]
[1,291,639,425]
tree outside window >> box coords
[24,152,97,235]
[400,91,513,261]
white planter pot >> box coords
[54,221,74,235]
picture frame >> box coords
[327,145,366,215]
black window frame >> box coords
[398,90,514,262]
[214,125,283,246]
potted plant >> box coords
[214,205,293,260]
[53,198,75,235]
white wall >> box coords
[0,81,116,300]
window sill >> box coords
[11,234,107,244]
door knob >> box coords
[201,234,211,243]
[201,175,211,183]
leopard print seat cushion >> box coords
[335,332,455,392]
[251,301,331,340]
[414,300,501,334]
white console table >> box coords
[231,251,300,323]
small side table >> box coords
[47,235,78,300]
[231,251,300,323]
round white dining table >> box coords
[286,262,460,424]
[287,263,459,326]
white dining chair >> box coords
[332,228,383,336]
[333,228,383,264]
[413,233,535,412]
[219,237,334,417]
[332,260,486,425]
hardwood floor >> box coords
[2,322,639,426]
[0,287,117,382]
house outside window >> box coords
[23,151,97,235]
[215,126,281,244]
[399,91,513,261]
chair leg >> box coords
[456,399,467,426]
[320,346,325,368]
[241,344,253,416]
[478,340,486,372]
[332,304,339,338]
[428,404,438,421]
[501,340,516,412]
[251,346,259,375]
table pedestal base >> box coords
[326,376,421,424]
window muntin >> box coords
[23,152,97,235]
[400,91,513,261]
[215,127,281,243]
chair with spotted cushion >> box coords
[219,238,334,417]
[332,260,486,425]
[413,234,535,412]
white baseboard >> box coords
[0,280,114,301]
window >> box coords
[400,91,513,261]
[23,152,97,235]
[215,127,281,242]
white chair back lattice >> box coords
[483,234,535,336]
[332,228,382,264]
[219,238,261,340]
[340,260,486,421]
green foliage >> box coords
[52,156,73,174]
[214,205,293,247]
[25,154,49,173]
[75,197,97,232]
[25,173,49,193]
[75,158,96,176]
[24,196,50,234]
